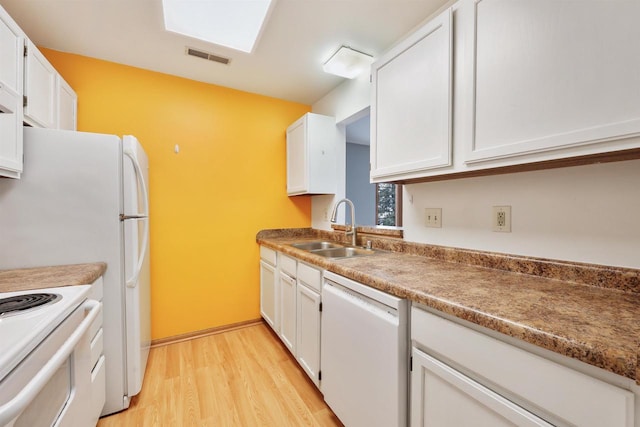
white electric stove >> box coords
[0,285,103,426]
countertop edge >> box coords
[0,263,107,293]
[257,232,640,385]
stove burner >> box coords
[0,293,61,317]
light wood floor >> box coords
[97,322,343,427]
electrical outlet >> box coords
[425,208,442,228]
[492,206,511,232]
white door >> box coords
[286,117,306,194]
[260,260,277,330]
[24,40,56,128]
[57,76,77,130]
[295,283,321,386]
[321,280,406,427]
[123,216,150,397]
[279,272,296,354]
[0,10,23,177]
[465,0,640,165]
[371,7,452,182]
[411,347,552,427]
[122,136,150,397]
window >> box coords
[376,183,402,226]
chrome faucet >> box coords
[330,198,357,246]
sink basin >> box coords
[291,241,344,251]
[311,246,377,259]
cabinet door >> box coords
[371,8,452,182]
[259,260,277,331]
[0,12,21,95]
[286,113,337,196]
[57,76,77,130]
[286,118,307,194]
[465,0,640,165]
[24,40,56,129]
[411,347,552,427]
[0,10,23,178]
[296,282,321,386]
[279,272,296,354]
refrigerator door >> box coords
[121,136,151,398]
[0,127,128,416]
[122,135,148,217]
[123,216,151,397]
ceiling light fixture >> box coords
[323,46,374,79]
[162,0,274,53]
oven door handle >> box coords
[0,299,101,425]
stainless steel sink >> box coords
[291,241,344,251]
[290,240,380,258]
[310,246,377,259]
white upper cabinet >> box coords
[370,7,453,183]
[0,6,24,178]
[371,0,640,182]
[24,39,57,129]
[286,112,337,196]
[57,75,77,130]
[464,0,640,166]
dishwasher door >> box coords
[321,273,408,427]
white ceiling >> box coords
[346,113,370,145]
[0,0,448,105]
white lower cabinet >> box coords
[279,269,297,354]
[411,347,551,427]
[411,305,636,427]
[259,247,322,386]
[259,246,278,331]
[295,263,322,386]
[259,261,277,330]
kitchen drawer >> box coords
[91,355,106,421]
[411,307,634,427]
[90,328,103,371]
[297,262,321,292]
[89,276,103,301]
[280,254,297,277]
[88,303,102,342]
[260,246,277,267]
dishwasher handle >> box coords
[324,279,399,321]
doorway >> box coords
[345,112,401,227]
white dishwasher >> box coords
[321,271,408,427]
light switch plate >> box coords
[425,208,442,228]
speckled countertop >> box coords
[257,228,640,384]
[0,263,107,293]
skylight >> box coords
[162,0,274,53]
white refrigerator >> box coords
[0,126,151,416]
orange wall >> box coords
[42,49,311,340]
